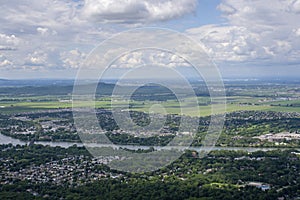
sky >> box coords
[0,0,300,79]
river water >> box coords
[0,133,298,152]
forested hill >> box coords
[0,82,116,96]
[0,81,209,100]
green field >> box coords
[1,95,299,116]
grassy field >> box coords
[133,102,270,116]
[1,95,300,116]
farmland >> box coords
[1,95,300,116]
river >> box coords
[0,133,298,152]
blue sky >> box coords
[0,0,300,79]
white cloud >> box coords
[116,51,144,68]
[187,25,262,62]
[294,28,300,36]
[288,0,300,13]
[0,0,198,75]
[0,59,13,67]
[0,33,20,51]
[0,0,98,72]
[82,0,197,24]
[60,49,86,69]
[25,50,48,66]
[0,54,13,68]
[37,27,49,36]
[111,50,190,69]
[2,0,298,77]
[36,27,58,37]
[217,3,236,15]
[187,0,300,65]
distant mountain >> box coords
[0,81,190,100]
[0,82,116,96]
[0,79,210,100]
[0,79,75,87]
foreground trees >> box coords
[0,144,299,199]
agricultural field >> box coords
[1,95,300,116]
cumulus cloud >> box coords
[0,54,13,68]
[294,28,300,36]
[0,33,20,51]
[187,0,300,65]
[37,27,49,36]
[288,0,300,14]
[25,50,48,66]
[60,49,86,69]
[110,50,190,69]
[36,27,57,37]
[187,25,264,62]
[217,3,236,15]
[2,0,298,76]
[0,0,91,72]
[1,0,198,74]
[82,0,197,24]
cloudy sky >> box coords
[0,0,300,79]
